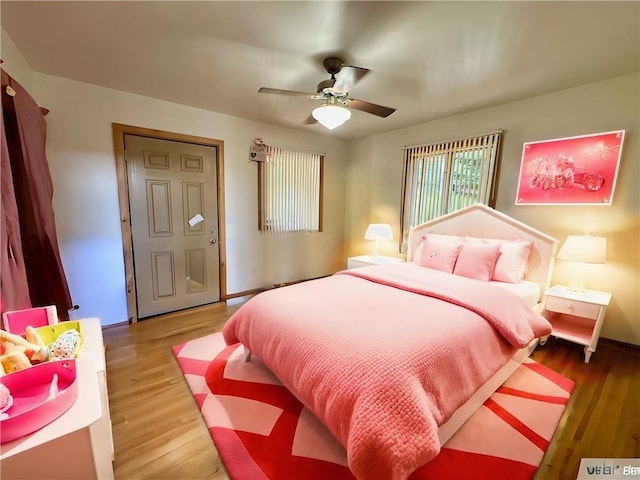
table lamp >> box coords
[557,234,607,291]
[364,224,393,256]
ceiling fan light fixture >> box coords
[312,104,351,130]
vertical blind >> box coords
[400,131,502,250]
[259,145,322,233]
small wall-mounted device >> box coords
[249,137,267,162]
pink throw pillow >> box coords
[453,242,501,281]
[464,237,534,283]
[413,233,463,265]
[491,240,533,283]
[419,236,462,273]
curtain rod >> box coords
[267,143,326,157]
[402,129,503,151]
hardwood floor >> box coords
[103,301,639,480]
[530,336,640,480]
[104,302,239,480]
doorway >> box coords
[112,124,226,323]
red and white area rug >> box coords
[173,333,574,480]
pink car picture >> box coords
[527,154,605,192]
[516,131,624,205]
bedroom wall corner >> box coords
[345,137,405,260]
[1,27,37,97]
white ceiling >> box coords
[2,1,639,140]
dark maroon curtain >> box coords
[1,82,31,312]
[1,69,72,319]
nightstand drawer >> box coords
[545,296,600,319]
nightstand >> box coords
[540,285,612,363]
[347,255,405,269]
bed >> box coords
[220,204,558,480]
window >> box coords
[258,145,323,233]
[400,131,503,250]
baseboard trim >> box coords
[598,337,640,355]
[226,274,331,300]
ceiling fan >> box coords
[258,56,396,130]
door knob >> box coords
[209,238,217,245]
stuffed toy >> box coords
[1,328,45,358]
[25,326,49,361]
[49,329,81,360]
[0,351,32,374]
[0,326,81,375]
[0,383,13,418]
[0,328,48,375]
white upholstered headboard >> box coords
[407,204,558,301]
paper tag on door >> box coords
[188,214,204,227]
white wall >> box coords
[346,73,640,346]
[2,28,347,326]
[1,29,35,92]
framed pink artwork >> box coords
[515,130,625,205]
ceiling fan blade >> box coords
[345,98,396,118]
[332,66,370,94]
[258,87,315,96]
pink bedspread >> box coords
[222,264,551,480]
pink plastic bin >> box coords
[2,305,58,336]
[0,359,78,444]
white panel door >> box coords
[125,134,220,318]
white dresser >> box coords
[0,318,114,479]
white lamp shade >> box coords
[312,104,351,130]
[364,224,393,241]
[557,235,607,264]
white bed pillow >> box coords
[492,240,534,283]
[489,280,541,308]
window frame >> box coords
[400,131,503,251]
[257,145,324,233]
